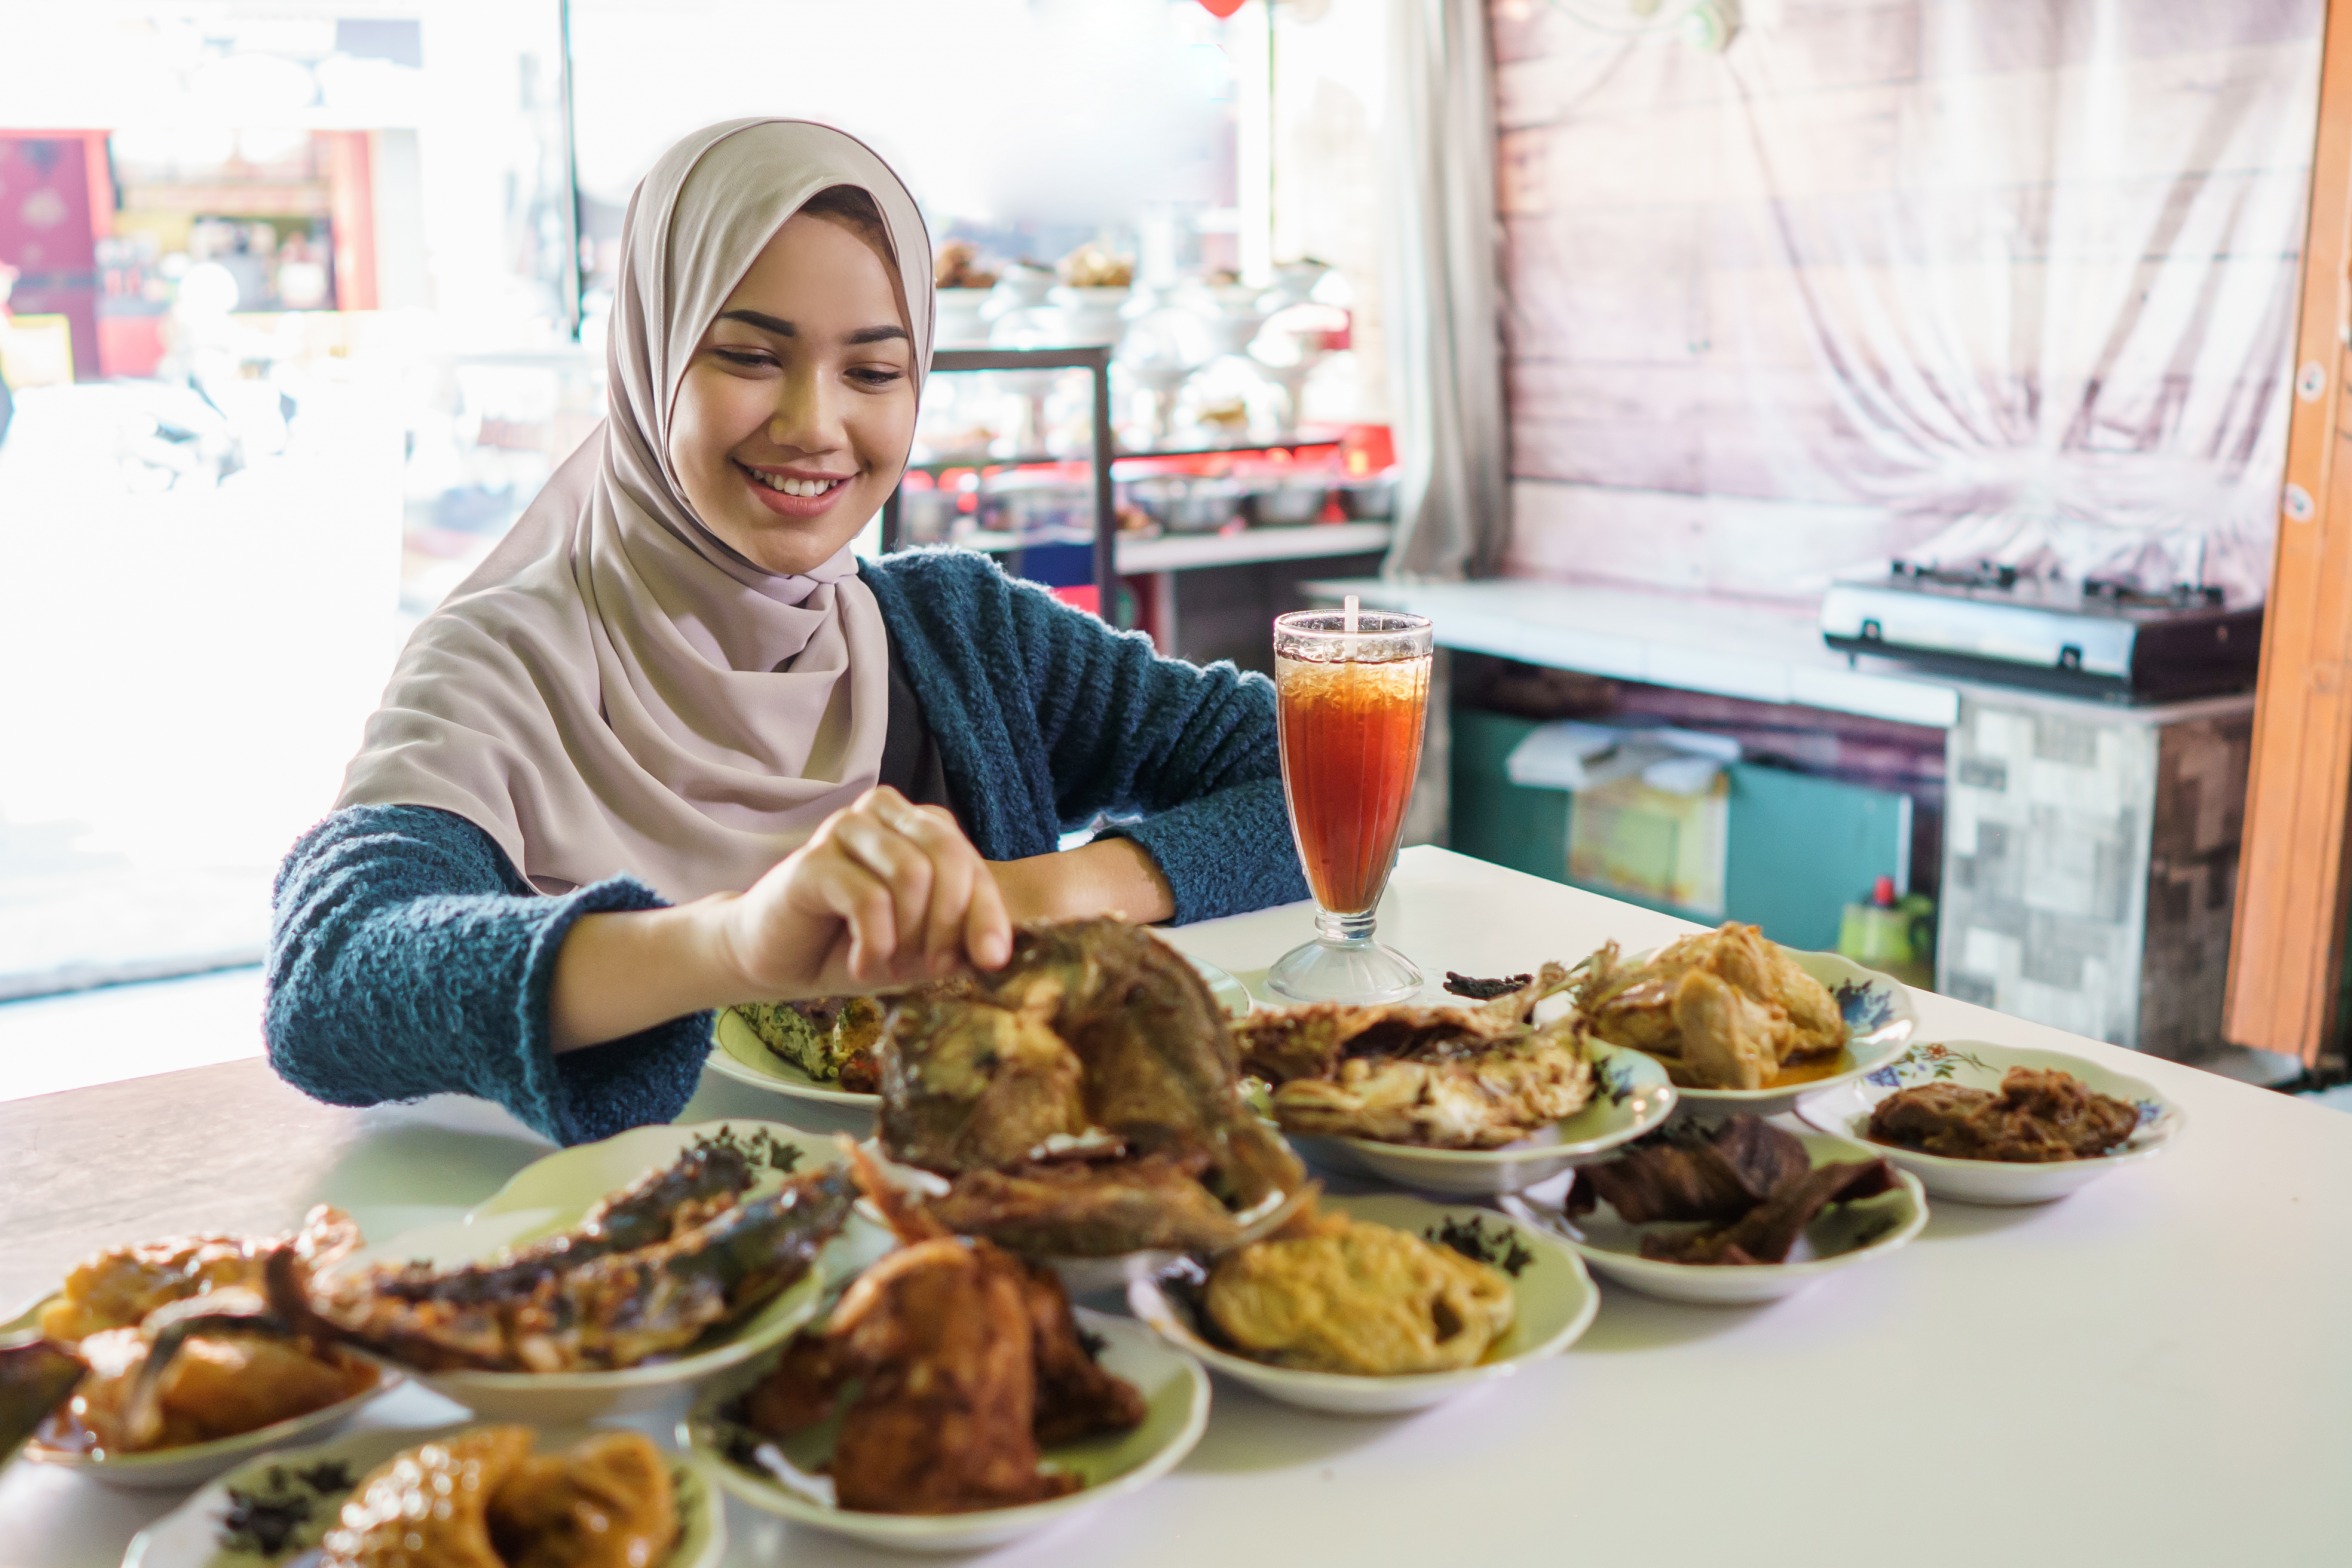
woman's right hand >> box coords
[713,785,1013,999]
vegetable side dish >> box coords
[735,995,888,1091]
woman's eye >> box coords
[849,367,905,388]
[714,348,774,369]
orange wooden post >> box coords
[2227,0,2352,1064]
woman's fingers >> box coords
[833,800,936,957]
[963,856,1013,970]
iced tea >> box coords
[1275,636,1432,916]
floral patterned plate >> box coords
[1618,948,1918,1119]
[1797,1038,2183,1206]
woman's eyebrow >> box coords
[848,325,909,345]
[718,308,794,336]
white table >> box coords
[6,847,2349,1565]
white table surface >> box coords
[6,847,2349,1565]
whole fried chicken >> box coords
[1237,966,1596,1148]
[1580,923,1848,1091]
[876,919,1304,1257]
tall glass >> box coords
[1267,609,1435,1004]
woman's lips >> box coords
[737,461,854,519]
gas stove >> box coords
[1819,560,2262,702]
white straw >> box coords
[1344,593,1359,634]
[1343,593,1359,660]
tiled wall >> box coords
[1939,691,2252,1054]
[1490,0,2321,601]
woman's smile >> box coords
[737,459,857,516]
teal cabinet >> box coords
[1449,708,1913,951]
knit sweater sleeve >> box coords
[1008,575,1311,924]
[263,803,710,1146]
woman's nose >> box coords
[765,366,846,455]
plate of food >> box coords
[685,1150,1209,1553]
[1577,923,1916,1116]
[1236,965,1676,1196]
[1127,1191,1597,1415]
[278,1122,880,1423]
[705,952,1255,1114]
[869,919,1312,1293]
[1797,1039,2183,1205]
[1504,1115,1928,1305]
[4,1209,398,1489]
[122,1421,723,1568]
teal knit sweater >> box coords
[265,548,1306,1144]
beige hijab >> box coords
[337,120,932,901]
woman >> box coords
[266,120,1304,1146]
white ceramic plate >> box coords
[0,1291,398,1491]
[315,1121,892,1423]
[1796,1038,2184,1205]
[1504,1127,1928,1306]
[122,1422,724,1568]
[1127,1192,1597,1415]
[1275,1042,1677,1197]
[703,955,1255,1114]
[1603,946,1918,1118]
[685,1308,1209,1554]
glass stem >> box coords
[1316,908,1375,946]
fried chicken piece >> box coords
[925,1153,1249,1256]
[38,1207,361,1345]
[1022,1262,1147,1443]
[1640,1158,1895,1266]
[487,1430,678,1568]
[1669,968,1779,1092]
[988,920,1304,1208]
[739,1144,1146,1514]
[1205,1212,1516,1375]
[324,1426,537,1568]
[69,1326,372,1452]
[1583,924,1849,1089]
[878,994,1089,1173]
[1867,1068,2139,1162]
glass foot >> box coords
[1266,935,1423,1005]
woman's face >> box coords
[669,210,915,575]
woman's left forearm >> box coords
[991,837,1174,925]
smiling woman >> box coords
[669,188,917,575]
[261,120,1308,1145]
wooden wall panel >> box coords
[1494,0,2321,603]
[2226,0,2352,1062]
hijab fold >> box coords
[338,119,934,900]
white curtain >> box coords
[1382,0,1511,580]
